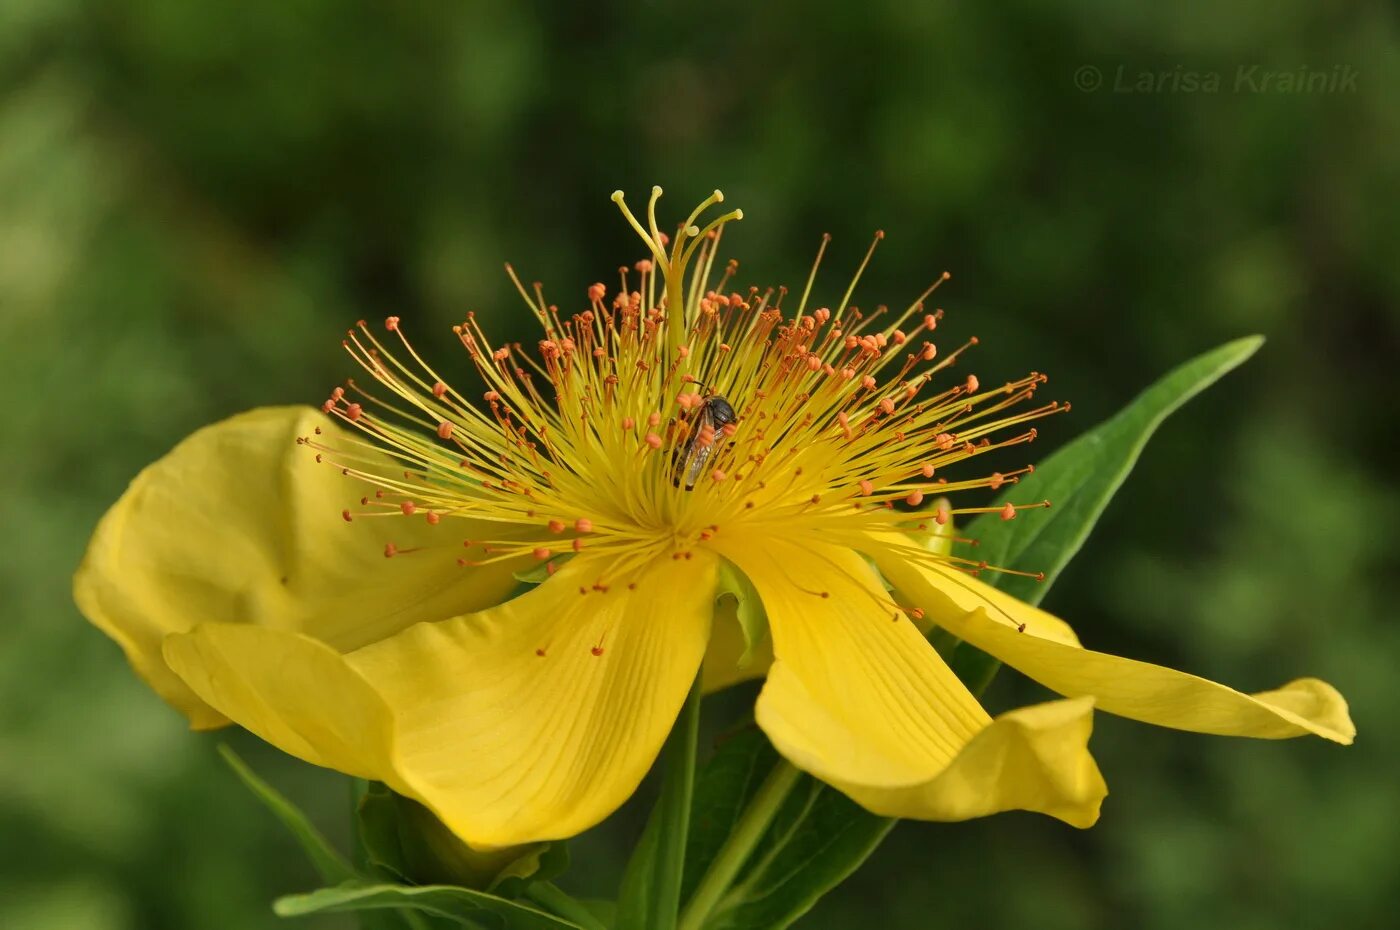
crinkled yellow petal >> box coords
[871,542,1354,744]
[856,697,1104,827]
[74,406,524,727]
[165,550,717,847]
[714,537,1105,826]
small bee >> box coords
[674,392,738,490]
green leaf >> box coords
[966,335,1263,607]
[680,337,1263,929]
[615,675,703,930]
[273,882,584,929]
[513,554,574,585]
[355,782,568,896]
[218,745,358,886]
[715,558,768,669]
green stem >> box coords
[617,674,704,930]
[526,883,609,930]
[677,758,804,930]
[652,675,703,929]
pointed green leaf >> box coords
[218,745,357,885]
[966,335,1263,606]
[273,882,583,929]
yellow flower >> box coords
[75,188,1353,849]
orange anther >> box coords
[645,432,662,449]
[906,490,924,506]
[859,479,874,496]
[575,518,593,533]
[533,547,552,560]
[1000,502,1018,521]
[400,501,416,515]
[437,421,454,439]
[346,403,363,421]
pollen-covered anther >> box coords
[645,432,662,450]
[385,316,400,331]
[1000,502,1018,521]
[341,509,353,522]
[425,512,440,525]
[437,421,454,439]
[345,403,363,421]
[878,397,895,415]
[547,519,566,533]
[906,490,924,506]
[935,505,951,526]
[858,479,875,496]
[965,374,980,392]
[533,547,552,560]
[400,501,416,515]
[383,543,397,558]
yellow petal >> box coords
[714,537,1105,826]
[163,623,393,775]
[871,542,1354,744]
[868,533,1080,646]
[165,550,717,847]
[832,695,1103,828]
[75,406,524,727]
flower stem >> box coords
[677,758,804,930]
[653,675,703,928]
[616,674,704,930]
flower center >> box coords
[305,188,1063,585]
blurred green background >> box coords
[3,1,1397,928]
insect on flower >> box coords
[673,390,738,490]
[75,187,1353,851]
